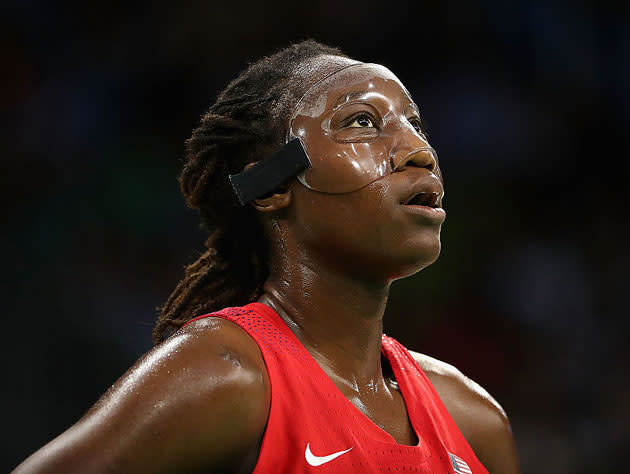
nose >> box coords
[391,146,438,173]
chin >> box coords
[390,234,442,280]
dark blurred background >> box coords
[3,0,628,472]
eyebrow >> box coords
[332,91,421,116]
[333,91,372,109]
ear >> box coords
[239,162,293,212]
[251,188,292,212]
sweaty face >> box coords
[285,63,445,279]
[290,63,441,194]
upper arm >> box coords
[410,351,521,474]
[14,318,270,474]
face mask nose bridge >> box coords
[386,117,434,172]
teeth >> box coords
[406,192,438,207]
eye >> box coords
[408,117,428,139]
[347,114,376,128]
[408,117,422,133]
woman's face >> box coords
[285,62,445,281]
[290,63,441,194]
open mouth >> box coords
[403,192,440,208]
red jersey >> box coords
[187,303,488,473]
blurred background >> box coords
[3,0,628,472]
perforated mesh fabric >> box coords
[185,303,488,473]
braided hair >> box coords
[153,40,349,344]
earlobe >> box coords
[238,161,292,212]
[251,189,292,212]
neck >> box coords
[259,246,392,387]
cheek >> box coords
[293,182,395,254]
[300,142,390,195]
[289,177,442,272]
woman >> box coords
[15,41,520,473]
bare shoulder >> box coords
[14,317,269,474]
[409,351,507,421]
[409,351,520,474]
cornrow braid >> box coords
[153,40,350,344]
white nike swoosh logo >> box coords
[305,443,353,466]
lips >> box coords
[401,178,444,209]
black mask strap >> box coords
[229,138,311,205]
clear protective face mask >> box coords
[229,62,441,205]
[288,63,440,194]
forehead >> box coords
[295,63,416,118]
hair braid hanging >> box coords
[153,40,349,344]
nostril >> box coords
[409,149,436,170]
[391,147,439,172]
[419,159,433,170]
